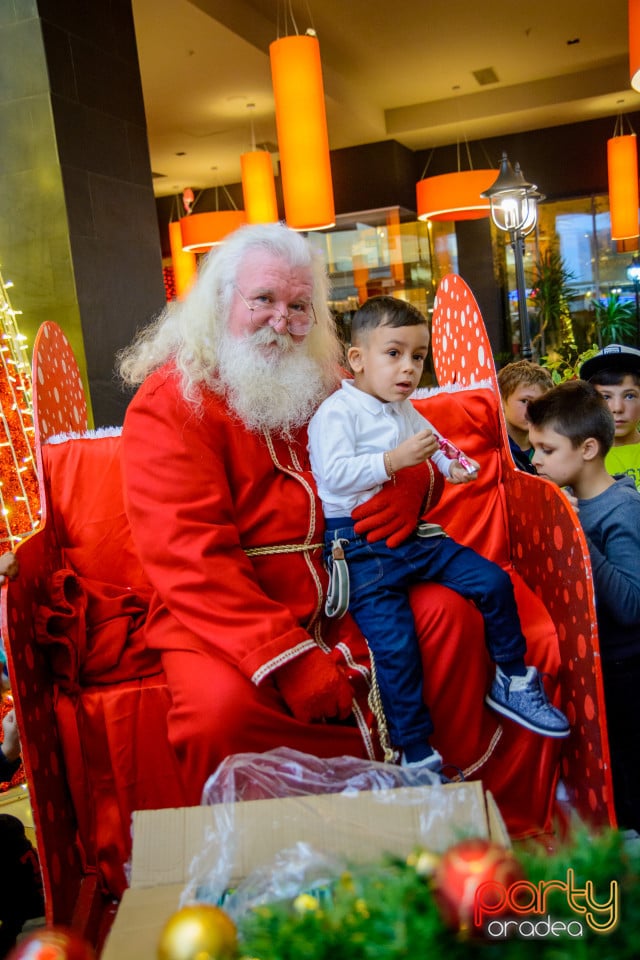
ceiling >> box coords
[131,0,640,199]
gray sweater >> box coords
[578,475,640,662]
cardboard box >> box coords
[101,782,508,960]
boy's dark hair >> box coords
[497,360,553,400]
[351,295,427,343]
[526,380,615,456]
[587,368,640,388]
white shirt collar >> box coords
[341,378,404,416]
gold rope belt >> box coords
[244,542,323,557]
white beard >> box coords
[217,326,327,436]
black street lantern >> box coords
[482,152,542,360]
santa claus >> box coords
[119,223,559,835]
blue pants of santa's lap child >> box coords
[324,519,527,755]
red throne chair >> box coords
[424,275,614,826]
[0,279,616,942]
[1,323,186,943]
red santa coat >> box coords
[122,364,560,836]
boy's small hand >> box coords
[448,459,480,484]
[420,429,440,459]
[393,430,438,470]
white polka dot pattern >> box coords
[432,274,496,388]
[430,273,616,828]
[33,323,88,442]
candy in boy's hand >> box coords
[438,437,477,475]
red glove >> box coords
[352,461,445,548]
[275,647,354,723]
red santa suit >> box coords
[122,364,560,836]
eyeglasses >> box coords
[235,288,316,336]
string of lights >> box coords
[0,271,40,548]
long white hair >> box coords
[118,222,342,405]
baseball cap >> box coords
[579,344,640,381]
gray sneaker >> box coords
[486,666,570,738]
[400,749,464,784]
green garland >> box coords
[237,829,640,960]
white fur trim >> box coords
[412,378,495,400]
[45,426,123,445]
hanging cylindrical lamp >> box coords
[241,151,278,224]
[416,169,498,221]
[180,210,247,252]
[169,221,197,298]
[607,128,639,240]
[630,0,640,90]
[269,33,335,231]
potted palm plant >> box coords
[529,248,577,358]
[592,292,636,346]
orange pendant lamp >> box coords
[168,221,197,299]
[241,151,279,224]
[180,209,247,253]
[416,169,498,221]
[630,0,640,90]
[270,33,335,231]
[607,123,639,240]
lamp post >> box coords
[482,153,541,360]
[627,255,640,347]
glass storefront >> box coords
[310,197,640,359]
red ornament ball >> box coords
[7,927,95,960]
[433,837,525,934]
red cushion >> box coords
[42,435,150,598]
[41,435,161,683]
[412,387,509,567]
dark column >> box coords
[0,0,165,426]
[455,218,509,358]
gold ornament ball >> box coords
[157,904,238,960]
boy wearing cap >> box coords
[580,344,640,491]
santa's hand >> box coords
[352,461,443,548]
[275,647,353,723]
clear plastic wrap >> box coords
[180,747,482,918]
[201,746,443,805]
[217,841,342,919]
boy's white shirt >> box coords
[308,378,454,518]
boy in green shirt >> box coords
[580,344,640,492]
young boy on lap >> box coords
[308,295,569,777]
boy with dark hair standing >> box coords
[497,360,553,473]
[308,295,569,776]
[527,379,640,832]
[580,344,640,491]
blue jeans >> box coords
[324,518,527,752]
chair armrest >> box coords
[504,463,615,827]
[1,522,86,925]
